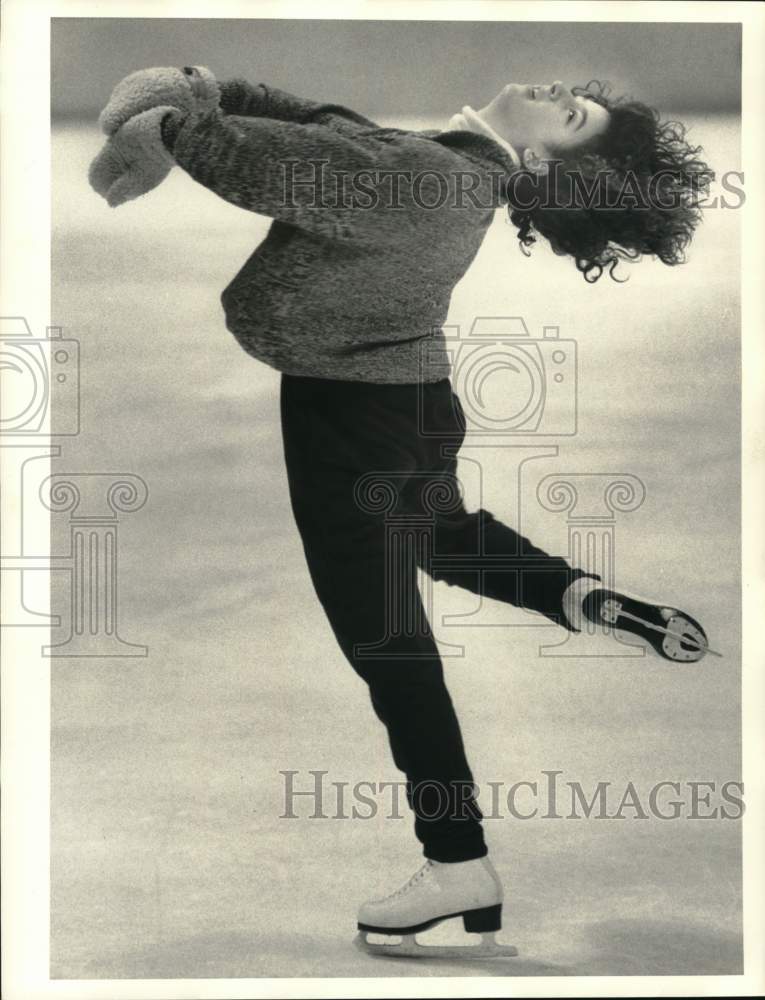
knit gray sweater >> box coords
[161,79,515,383]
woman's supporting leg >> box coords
[279,374,487,862]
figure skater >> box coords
[90,65,717,958]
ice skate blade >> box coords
[613,609,723,658]
[354,931,518,960]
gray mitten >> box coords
[88,106,184,208]
[98,65,219,136]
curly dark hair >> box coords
[506,80,715,282]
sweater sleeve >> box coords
[218,78,319,121]
[161,106,380,241]
[217,77,381,129]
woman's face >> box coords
[478,81,611,157]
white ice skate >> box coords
[562,576,721,662]
[354,857,518,959]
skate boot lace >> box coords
[387,860,435,899]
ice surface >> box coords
[49,115,742,978]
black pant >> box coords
[280,374,590,862]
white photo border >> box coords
[1,2,763,998]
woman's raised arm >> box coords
[161,105,380,240]
[218,77,381,130]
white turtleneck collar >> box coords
[445,105,521,169]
